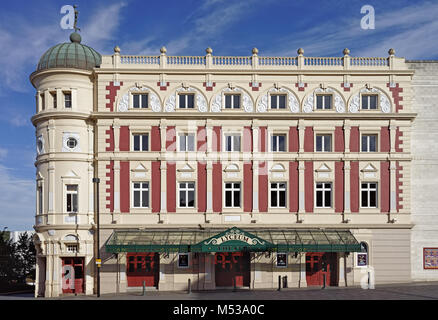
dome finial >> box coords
[69,5,82,43]
[73,5,81,33]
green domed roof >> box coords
[37,33,101,71]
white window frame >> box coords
[178,93,195,109]
[316,94,332,110]
[361,94,378,110]
[224,94,241,109]
[132,93,149,109]
[315,134,332,152]
[178,133,196,152]
[132,133,149,152]
[360,182,378,208]
[64,91,72,108]
[224,134,241,152]
[270,182,287,208]
[271,134,287,152]
[178,253,190,268]
[315,182,332,208]
[178,182,196,208]
[132,182,149,208]
[65,184,78,213]
[361,134,378,152]
[66,244,79,253]
[270,94,287,109]
[224,182,241,208]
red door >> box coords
[62,258,84,294]
[127,253,159,287]
[306,253,338,286]
[215,252,250,287]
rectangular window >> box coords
[361,134,377,152]
[64,92,72,108]
[38,186,43,215]
[271,134,286,152]
[132,182,149,208]
[40,94,45,111]
[179,134,195,152]
[271,182,287,208]
[316,182,332,208]
[361,183,377,208]
[66,244,78,253]
[271,95,286,109]
[179,182,195,208]
[276,253,287,267]
[225,182,241,208]
[225,94,240,109]
[51,92,57,108]
[133,94,148,109]
[66,185,78,213]
[133,134,149,151]
[316,95,332,110]
[362,95,378,110]
[316,135,332,152]
[225,134,241,152]
[178,253,189,268]
[179,94,195,109]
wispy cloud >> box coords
[265,1,438,59]
[0,164,34,230]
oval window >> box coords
[37,139,43,153]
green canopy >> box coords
[105,227,362,253]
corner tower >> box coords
[30,30,101,297]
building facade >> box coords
[31,32,437,298]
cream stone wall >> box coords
[408,61,438,281]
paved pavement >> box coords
[2,282,438,300]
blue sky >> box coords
[0,0,437,230]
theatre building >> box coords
[31,30,432,297]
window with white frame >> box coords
[361,134,377,152]
[178,253,189,268]
[271,94,286,109]
[225,182,241,208]
[316,94,332,110]
[132,182,149,208]
[179,182,195,208]
[316,134,332,152]
[225,94,240,109]
[133,134,149,151]
[66,185,78,213]
[361,182,377,208]
[133,94,148,109]
[66,244,79,253]
[64,92,72,108]
[271,134,286,152]
[179,94,194,109]
[179,133,195,152]
[315,182,332,208]
[224,134,241,152]
[361,95,378,110]
[271,182,287,208]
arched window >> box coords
[357,242,368,267]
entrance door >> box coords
[215,252,250,287]
[62,257,84,294]
[306,252,338,286]
[127,253,159,287]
